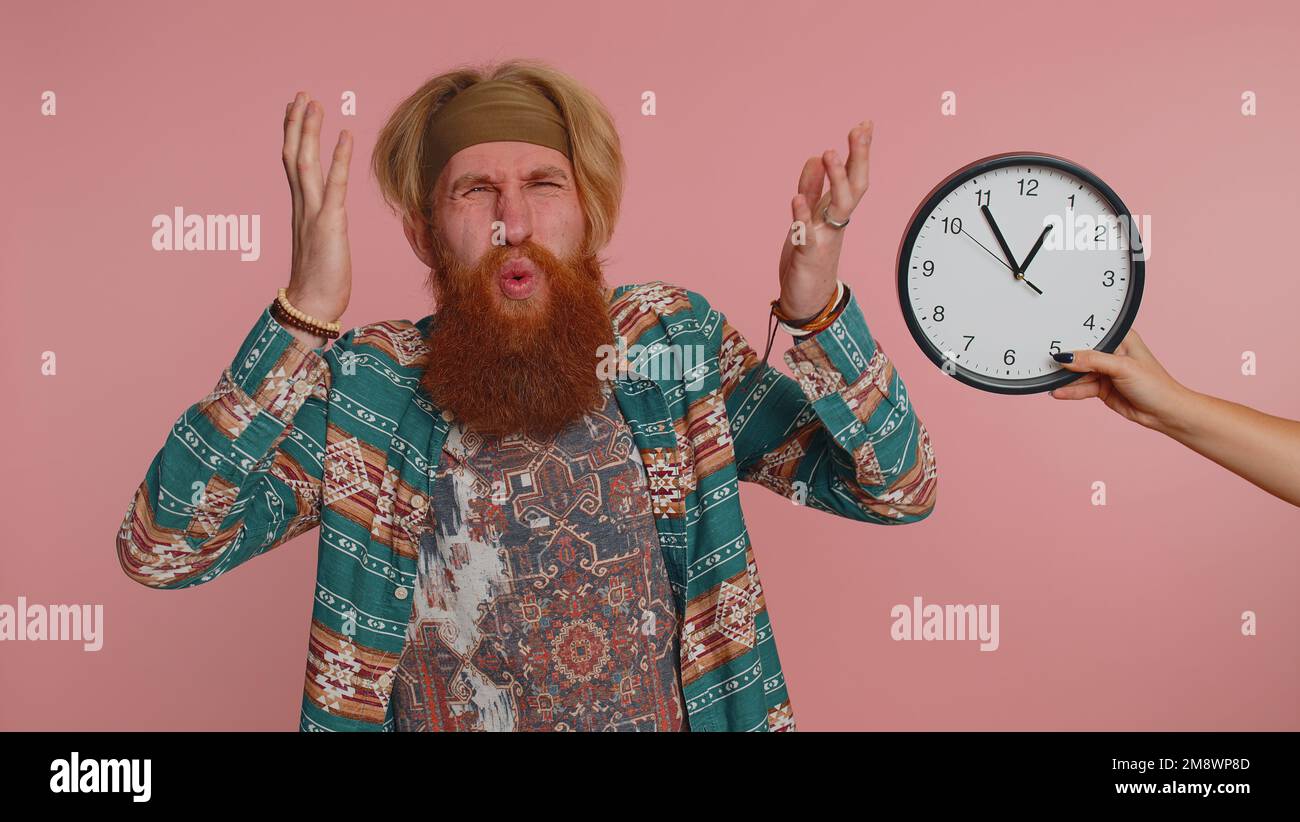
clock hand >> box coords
[958,226,1046,295]
[1018,223,1053,274]
[958,227,1017,274]
[980,205,1045,295]
[980,205,1022,273]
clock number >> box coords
[1083,314,1095,330]
[1049,340,1062,355]
[942,217,963,234]
[975,189,990,207]
[922,260,935,276]
[1067,194,1076,209]
[1102,269,1115,287]
[1003,349,1016,365]
[1095,225,1107,243]
[1017,178,1039,196]
[963,335,975,351]
[933,305,944,322]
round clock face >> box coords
[897,153,1144,394]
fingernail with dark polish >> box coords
[1052,352,1074,363]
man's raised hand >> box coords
[777,120,873,321]
[282,92,353,339]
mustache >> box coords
[428,233,582,301]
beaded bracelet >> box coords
[273,288,341,340]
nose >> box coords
[495,184,534,248]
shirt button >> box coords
[410,495,425,510]
[394,586,409,600]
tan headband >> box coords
[422,80,573,187]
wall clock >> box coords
[896,152,1145,394]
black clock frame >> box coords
[895,152,1145,395]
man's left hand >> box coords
[777,119,873,320]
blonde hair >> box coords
[371,58,625,258]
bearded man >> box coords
[116,59,938,732]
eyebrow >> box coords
[449,164,570,193]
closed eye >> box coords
[466,182,562,194]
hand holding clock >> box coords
[1049,329,1191,431]
[1052,329,1300,508]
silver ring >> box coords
[822,205,850,229]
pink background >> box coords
[2,0,1297,731]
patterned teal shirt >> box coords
[116,281,938,731]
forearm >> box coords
[1157,387,1300,507]
[117,308,331,587]
[725,292,937,523]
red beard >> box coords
[421,233,615,440]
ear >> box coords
[403,210,438,270]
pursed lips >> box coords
[498,259,540,300]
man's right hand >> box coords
[281,91,353,348]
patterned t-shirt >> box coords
[389,384,687,731]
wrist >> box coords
[777,281,849,337]
[284,286,345,324]
[778,286,837,325]
[269,302,329,350]
[1152,384,1206,439]
[273,288,342,344]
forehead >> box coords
[439,141,572,187]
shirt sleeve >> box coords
[116,307,334,588]
[718,289,938,524]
